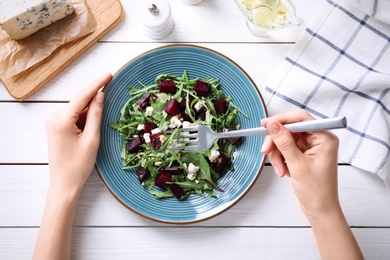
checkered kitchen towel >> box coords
[263,0,390,187]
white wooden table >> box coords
[1,1,389,259]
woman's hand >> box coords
[45,72,112,193]
[261,110,340,218]
[34,73,112,260]
[261,110,363,260]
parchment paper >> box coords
[0,0,97,79]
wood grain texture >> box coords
[104,0,320,43]
[1,227,389,259]
[0,165,388,227]
[0,0,124,101]
[0,1,389,259]
[0,43,292,101]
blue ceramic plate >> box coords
[96,44,267,224]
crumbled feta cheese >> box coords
[194,99,206,111]
[145,106,153,116]
[151,128,161,134]
[159,135,167,143]
[143,133,151,143]
[187,172,197,181]
[169,116,182,128]
[137,124,145,131]
[182,121,192,129]
[154,161,162,166]
[162,110,168,118]
[187,163,199,181]
[188,163,199,173]
[173,118,182,128]
[209,149,220,162]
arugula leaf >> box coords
[149,189,174,199]
[181,153,223,192]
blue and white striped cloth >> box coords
[264,0,390,187]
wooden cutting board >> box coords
[0,0,124,101]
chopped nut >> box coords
[159,134,167,143]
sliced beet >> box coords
[164,99,182,116]
[151,93,158,101]
[136,166,149,183]
[180,97,187,109]
[136,93,151,109]
[126,136,144,153]
[198,111,206,121]
[169,183,185,200]
[211,154,230,173]
[155,171,172,188]
[180,111,193,123]
[150,132,162,150]
[164,164,182,175]
[144,121,158,133]
[227,125,241,145]
[195,106,207,121]
[214,99,227,115]
[159,80,176,94]
[194,80,210,96]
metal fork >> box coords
[168,116,347,151]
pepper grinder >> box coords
[136,0,174,39]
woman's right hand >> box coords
[260,110,340,219]
[261,110,363,259]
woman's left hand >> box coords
[45,72,112,193]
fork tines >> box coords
[172,126,199,138]
[176,126,199,132]
[164,126,199,134]
[167,126,200,151]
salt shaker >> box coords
[136,0,174,39]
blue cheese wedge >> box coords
[0,0,74,40]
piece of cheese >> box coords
[0,0,74,40]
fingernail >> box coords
[273,166,282,177]
[267,121,280,135]
[96,91,105,104]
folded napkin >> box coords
[263,0,390,187]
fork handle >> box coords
[216,116,347,138]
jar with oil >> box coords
[233,0,303,36]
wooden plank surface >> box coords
[1,227,389,259]
[0,43,292,101]
[0,165,388,227]
[102,0,321,43]
[0,0,389,259]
